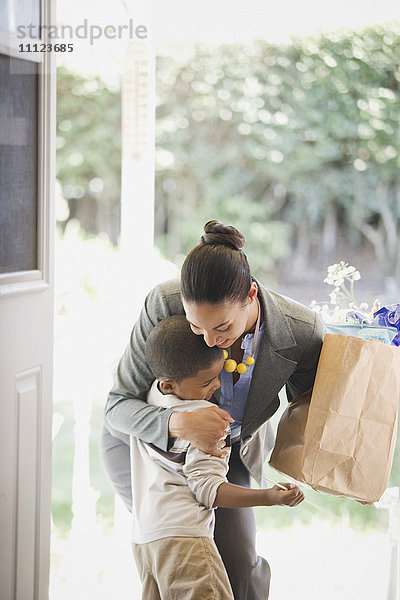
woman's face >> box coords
[183,283,258,348]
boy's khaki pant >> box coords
[132,536,234,600]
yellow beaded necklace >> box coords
[223,298,261,375]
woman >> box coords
[102,220,324,599]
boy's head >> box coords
[145,315,224,401]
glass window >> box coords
[0,54,38,274]
[0,0,40,37]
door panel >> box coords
[15,368,41,600]
[0,1,55,598]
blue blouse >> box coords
[219,323,265,442]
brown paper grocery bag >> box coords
[270,334,400,502]
[269,390,311,486]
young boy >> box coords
[130,315,304,600]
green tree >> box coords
[155,25,400,284]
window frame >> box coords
[0,0,54,297]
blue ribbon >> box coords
[372,305,400,347]
[343,304,400,346]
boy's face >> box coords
[161,357,224,401]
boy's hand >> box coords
[169,406,234,457]
[266,483,304,507]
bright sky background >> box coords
[151,0,400,45]
[57,0,400,79]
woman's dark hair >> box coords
[181,220,252,304]
[145,315,223,382]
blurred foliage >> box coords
[154,24,400,283]
[56,24,400,284]
[56,67,122,244]
[54,220,122,316]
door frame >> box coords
[0,1,56,598]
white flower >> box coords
[360,303,368,311]
[318,261,362,321]
[372,299,381,312]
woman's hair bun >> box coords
[201,220,245,250]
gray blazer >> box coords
[105,279,324,485]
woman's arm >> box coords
[105,281,232,454]
[105,283,177,451]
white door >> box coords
[0,1,56,598]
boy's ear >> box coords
[159,378,177,394]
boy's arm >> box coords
[182,445,231,509]
[214,481,304,508]
[182,445,304,510]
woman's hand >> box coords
[169,406,234,457]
